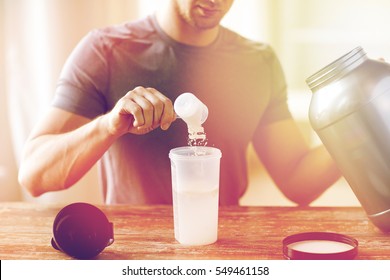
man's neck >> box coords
[155,6,220,47]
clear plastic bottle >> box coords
[307,47,390,232]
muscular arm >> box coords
[18,87,175,196]
[18,108,114,196]
[253,119,341,205]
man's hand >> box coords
[106,86,176,136]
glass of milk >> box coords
[169,146,222,245]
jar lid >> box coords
[306,46,366,91]
[51,202,114,259]
[282,232,358,260]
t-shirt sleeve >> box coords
[52,30,109,119]
[259,46,292,126]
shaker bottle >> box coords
[169,146,222,245]
[306,46,390,232]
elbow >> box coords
[285,194,314,206]
[18,165,44,197]
[18,163,71,197]
[279,183,319,206]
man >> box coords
[18,0,340,205]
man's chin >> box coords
[193,18,221,30]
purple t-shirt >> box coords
[52,15,292,205]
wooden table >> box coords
[0,202,389,260]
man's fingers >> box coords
[143,88,165,127]
[146,88,175,130]
[114,86,175,134]
[131,94,154,128]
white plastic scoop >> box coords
[174,92,208,128]
[174,93,208,143]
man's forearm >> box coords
[18,115,116,196]
[282,145,342,205]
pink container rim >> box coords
[169,146,222,160]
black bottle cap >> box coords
[282,232,358,260]
[51,202,114,259]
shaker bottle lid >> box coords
[282,232,358,260]
[51,202,114,259]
